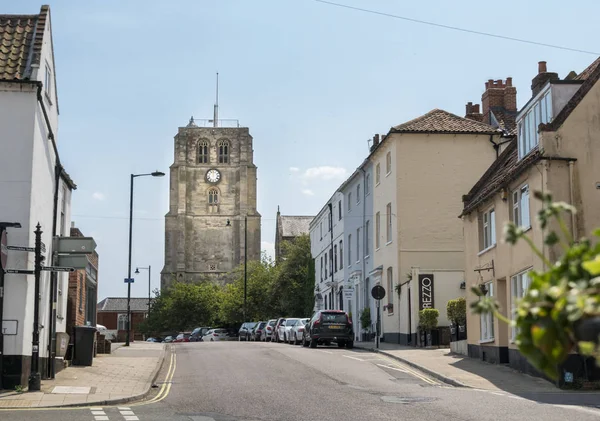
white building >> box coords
[309,192,344,312]
[0,5,75,388]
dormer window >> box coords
[517,90,552,159]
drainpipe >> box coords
[36,83,62,379]
[568,160,577,240]
[359,166,366,336]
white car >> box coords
[202,328,228,341]
[277,318,300,343]
[288,318,309,345]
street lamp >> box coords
[126,171,164,347]
[135,266,151,317]
[226,216,247,322]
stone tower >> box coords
[161,117,261,288]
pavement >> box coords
[1,341,600,421]
[0,341,166,408]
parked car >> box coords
[302,310,353,349]
[202,328,229,341]
[272,318,287,342]
[163,336,174,343]
[250,321,267,341]
[190,326,212,342]
[262,319,277,341]
[146,337,162,343]
[173,332,191,343]
[289,318,309,345]
[238,322,257,341]
[278,318,300,343]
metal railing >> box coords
[188,118,240,128]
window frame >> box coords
[511,270,531,340]
[375,212,381,249]
[356,184,360,204]
[365,220,370,257]
[512,184,530,229]
[365,173,371,195]
[339,240,343,269]
[386,151,392,175]
[198,140,209,164]
[208,188,219,205]
[356,228,360,263]
[375,163,381,185]
[334,245,338,272]
[386,203,392,244]
[338,200,342,220]
[218,140,230,164]
[387,267,393,306]
[480,208,496,251]
[117,313,128,331]
[479,281,494,342]
[348,192,352,212]
[347,234,352,268]
[324,252,328,278]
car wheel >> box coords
[210,338,214,342]
[309,338,317,348]
[337,341,345,348]
[324,341,331,346]
[346,341,354,349]
[295,335,301,345]
[302,335,309,347]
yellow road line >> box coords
[379,355,440,385]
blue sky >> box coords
[4,0,597,300]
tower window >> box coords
[198,140,209,164]
[208,188,219,204]
[218,140,229,164]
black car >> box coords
[302,310,353,349]
[190,327,212,342]
[238,322,256,341]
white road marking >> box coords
[376,363,408,373]
[320,350,333,354]
[94,417,109,421]
[118,407,131,410]
[491,392,505,396]
[507,395,525,400]
[120,411,135,415]
[123,417,139,421]
[342,355,365,361]
[91,410,106,415]
[90,407,103,410]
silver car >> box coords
[288,318,309,345]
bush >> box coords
[419,309,439,330]
[447,298,466,326]
[360,307,372,331]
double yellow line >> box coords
[380,356,440,386]
[133,350,177,406]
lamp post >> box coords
[135,266,151,316]
[0,222,21,390]
[126,171,164,347]
[226,216,247,322]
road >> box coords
[2,341,600,420]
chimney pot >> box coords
[538,61,547,74]
[506,77,512,87]
[473,104,480,113]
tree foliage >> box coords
[447,298,466,326]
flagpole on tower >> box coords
[213,72,219,128]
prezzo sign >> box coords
[418,274,434,311]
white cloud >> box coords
[289,166,300,172]
[301,189,315,196]
[301,166,347,182]
[261,241,275,261]
[92,192,106,201]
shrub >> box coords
[447,298,466,326]
[360,307,372,331]
[419,308,439,330]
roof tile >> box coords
[280,216,312,237]
[0,14,37,80]
[392,109,500,135]
[98,297,152,312]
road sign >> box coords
[371,285,386,300]
[1,230,6,271]
[6,246,35,252]
[41,266,75,273]
[5,269,35,275]
[124,278,134,283]
[54,237,97,254]
[2,320,17,335]
[57,255,89,269]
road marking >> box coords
[378,356,440,385]
[123,417,139,421]
[91,410,106,415]
[553,404,600,417]
[94,417,109,421]
[120,410,135,415]
[491,392,505,396]
[132,349,177,406]
[118,407,131,410]
[90,407,108,420]
[376,363,408,373]
[320,350,333,354]
[343,355,365,361]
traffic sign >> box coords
[57,255,89,269]
[371,285,386,300]
[41,266,75,273]
[5,269,34,275]
[0,230,6,271]
[54,237,97,254]
[6,246,35,252]
[124,278,134,283]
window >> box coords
[386,151,392,175]
[375,163,381,185]
[324,252,328,278]
[386,203,392,243]
[348,234,352,267]
[480,281,494,341]
[57,279,64,318]
[208,188,219,204]
[320,222,323,239]
[339,240,343,268]
[375,212,381,249]
[44,63,52,97]
[356,184,360,204]
[512,184,530,229]
[481,208,496,250]
[511,271,531,339]
[218,140,229,163]
[328,213,332,231]
[338,200,342,220]
[334,245,338,272]
[365,173,371,195]
[117,314,128,331]
[78,274,84,312]
[365,220,370,256]
[60,185,67,236]
[320,256,323,281]
[517,91,552,159]
[198,140,209,164]
[356,228,360,263]
[387,267,393,306]
[329,249,333,275]
[348,192,352,211]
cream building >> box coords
[370,108,505,344]
[461,58,600,381]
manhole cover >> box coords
[381,396,438,404]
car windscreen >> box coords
[321,313,347,323]
[286,319,298,326]
[258,322,267,329]
[247,322,257,328]
[215,329,227,333]
[268,320,277,326]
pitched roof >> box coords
[460,139,541,216]
[280,216,313,237]
[98,297,152,312]
[391,109,500,135]
[0,5,48,80]
[541,56,600,133]
[490,108,518,136]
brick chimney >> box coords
[370,134,380,152]
[481,77,517,125]
[465,102,483,122]
[531,61,559,97]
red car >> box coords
[173,332,191,343]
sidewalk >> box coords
[0,342,166,408]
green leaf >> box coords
[582,255,600,276]
[545,231,560,246]
[578,341,596,356]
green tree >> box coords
[273,235,315,318]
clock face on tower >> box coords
[205,169,221,184]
